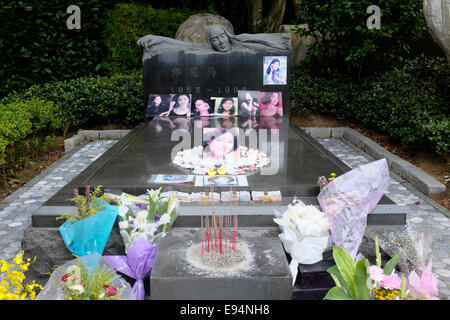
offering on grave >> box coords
[317,158,390,259]
[110,189,179,252]
[251,190,282,202]
[172,145,270,175]
[273,202,330,285]
[37,253,135,300]
[58,186,118,257]
[220,190,239,202]
[105,238,158,300]
[237,191,251,202]
[200,186,239,258]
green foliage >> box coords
[0,99,62,174]
[58,186,107,223]
[323,245,370,300]
[294,0,428,76]
[2,70,144,132]
[104,3,215,73]
[290,55,449,156]
[0,0,120,97]
[51,258,124,300]
[324,237,404,300]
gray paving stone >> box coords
[435,269,450,278]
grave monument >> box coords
[22,23,406,300]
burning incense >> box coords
[210,185,218,251]
[232,214,238,251]
[201,195,204,256]
[205,216,210,253]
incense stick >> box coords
[201,194,204,257]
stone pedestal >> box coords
[150,227,292,300]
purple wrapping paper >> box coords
[105,238,158,300]
[317,158,390,259]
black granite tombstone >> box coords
[139,26,292,118]
[143,50,291,117]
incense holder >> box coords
[150,227,292,300]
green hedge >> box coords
[0,98,62,179]
[290,55,449,155]
[104,3,216,73]
[0,0,122,98]
[2,71,144,133]
[294,0,428,76]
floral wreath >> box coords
[172,145,270,175]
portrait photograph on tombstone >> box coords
[260,92,283,117]
[159,93,192,117]
[202,127,240,162]
[263,56,287,85]
[145,94,171,118]
[192,98,215,117]
[238,90,260,118]
[212,97,238,117]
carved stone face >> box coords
[207,25,231,52]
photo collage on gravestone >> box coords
[144,55,288,165]
[145,54,287,120]
[146,91,284,119]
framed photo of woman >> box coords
[159,94,192,117]
[145,94,171,117]
[192,98,215,117]
[211,97,238,117]
[259,92,283,117]
[263,56,287,85]
[238,90,260,118]
[202,127,240,162]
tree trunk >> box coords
[246,0,286,33]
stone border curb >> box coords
[64,129,131,152]
[301,127,446,196]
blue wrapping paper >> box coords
[59,199,118,257]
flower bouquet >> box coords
[107,188,179,253]
[365,222,432,274]
[105,238,158,300]
[274,202,330,285]
[324,235,439,300]
[317,158,390,259]
[36,253,135,300]
[0,251,42,300]
[58,186,118,257]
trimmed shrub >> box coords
[0,98,62,181]
[291,55,449,155]
[104,3,216,73]
[2,71,144,133]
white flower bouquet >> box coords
[107,188,179,253]
[274,203,330,285]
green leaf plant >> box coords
[324,236,404,300]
